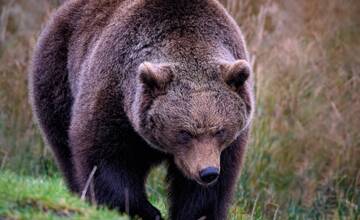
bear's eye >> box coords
[176,130,193,145]
[214,129,227,140]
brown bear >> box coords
[29,0,255,219]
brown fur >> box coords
[29,0,255,219]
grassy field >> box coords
[0,169,258,220]
[0,0,359,219]
[0,171,128,220]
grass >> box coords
[3,166,357,219]
[0,171,127,220]
[0,168,253,220]
[0,0,360,219]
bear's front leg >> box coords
[72,142,163,220]
[89,161,162,220]
[167,136,247,220]
[69,104,164,220]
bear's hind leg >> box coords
[30,11,78,192]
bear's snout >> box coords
[173,138,222,186]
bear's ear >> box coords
[138,62,174,95]
[220,59,250,91]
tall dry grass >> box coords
[0,0,359,218]
[0,0,60,174]
[222,0,360,218]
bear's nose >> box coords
[199,167,220,184]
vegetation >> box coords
[0,0,359,219]
[0,171,127,220]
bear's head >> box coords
[132,60,254,186]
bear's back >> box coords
[59,0,248,96]
[65,0,127,92]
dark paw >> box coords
[150,209,163,220]
[154,213,163,220]
[140,203,163,220]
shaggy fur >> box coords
[29,0,255,219]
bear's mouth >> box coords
[195,176,219,187]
